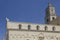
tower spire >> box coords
[45,0,57,24]
[48,0,50,3]
[48,0,51,7]
[48,0,53,7]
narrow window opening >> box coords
[52,27,55,31]
[28,25,31,30]
[45,26,48,31]
[19,24,21,30]
[47,19,49,22]
[37,25,39,30]
[52,17,55,20]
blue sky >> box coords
[0,0,60,40]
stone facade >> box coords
[6,20,60,40]
[9,30,60,40]
[6,2,60,40]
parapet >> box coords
[6,21,60,32]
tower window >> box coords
[28,25,31,30]
[19,24,22,30]
[52,27,55,31]
[36,25,39,30]
[52,17,55,20]
[45,26,48,31]
[47,19,49,22]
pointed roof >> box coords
[48,0,54,7]
[48,2,54,7]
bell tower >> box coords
[45,1,57,24]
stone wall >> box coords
[8,30,60,40]
[6,21,60,31]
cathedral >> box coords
[6,1,60,40]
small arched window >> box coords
[28,25,31,30]
[52,17,55,20]
[52,27,55,31]
[45,26,48,31]
[36,25,39,30]
[47,19,49,22]
[19,24,21,30]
